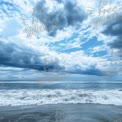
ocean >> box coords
[0,80,122,122]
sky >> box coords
[0,0,122,81]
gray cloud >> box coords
[34,0,87,36]
[0,40,104,76]
[102,15,122,49]
[0,40,61,71]
[66,65,104,76]
[108,36,122,49]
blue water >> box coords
[0,81,122,90]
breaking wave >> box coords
[0,89,122,106]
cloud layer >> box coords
[102,15,122,49]
[0,40,63,71]
[34,0,87,36]
[0,0,121,79]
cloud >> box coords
[56,0,63,3]
[0,39,107,76]
[102,15,122,49]
[1,66,118,81]
[58,51,107,76]
[1,0,118,77]
[0,39,62,71]
[0,1,20,17]
[100,11,122,75]
[34,0,87,36]
[67,65,104,76]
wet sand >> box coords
[0,104,122,122]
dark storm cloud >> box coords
[34,0,87,36]
[68,66,104,76]
[0,40,104,76]
[102,15,122,49]
[108,36,122,49]
[0,40,61,71]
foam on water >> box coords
[0,89,122,106]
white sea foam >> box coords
[0,89,122,106]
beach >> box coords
[0,104,122,122]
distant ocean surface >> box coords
[0,80,122,106]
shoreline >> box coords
[0,104,122,122]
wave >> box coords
[0,89,122,106]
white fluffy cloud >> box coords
[0,0,121,80]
